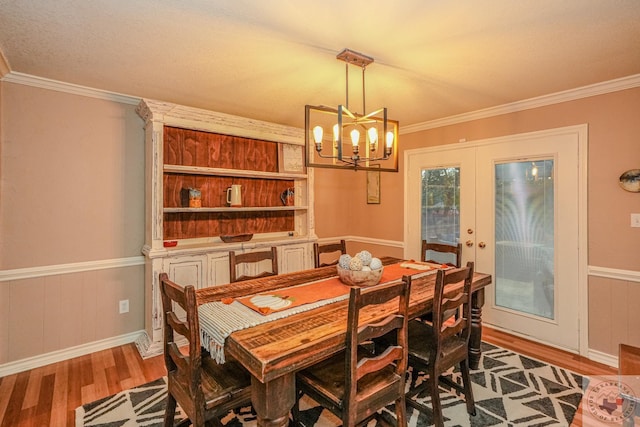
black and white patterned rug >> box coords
[76,343,585,426]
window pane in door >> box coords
[421,168,460,265]
[494,160,554,319]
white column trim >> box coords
[0,49,10,77]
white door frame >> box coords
[403,124,588,356]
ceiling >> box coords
[1,0,639,129]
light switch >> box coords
[631,213,640,228]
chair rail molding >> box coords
[588,265,640,283]
[0,256,145,282]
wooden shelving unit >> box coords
[135,98,316,358]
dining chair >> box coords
[421,240,462,268]
[405,262,476,427]
[228,247,278,282]
[292,278,411,427]
[159,273,252,426]
[313,239,347,268]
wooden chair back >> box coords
[343,279,411,425]
[294,278,411,427]
[160,273,202,403]
[430,262,474,369]
[229,247,278,282]
[313,239,347,268]
[405,262,476,426]
[160,273,251,425]
[421,240,462,267]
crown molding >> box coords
[0,71,140,105]
[402,73,640,134]
[3,70,639,133]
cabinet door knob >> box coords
[467,228,474,234]
[466,240,474,247]
[478,242,486,249]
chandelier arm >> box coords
[362,66,366,115]
[345,62,349,111]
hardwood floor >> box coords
[0,328,617,427]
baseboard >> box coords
[483,323,581,354]
[0,330,146,377]
[587,348,618,368]
[484,324,619,369]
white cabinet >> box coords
[135,99,317,357]
[207,252,231,286]
[279,243,311,273]
[163,255,206,289]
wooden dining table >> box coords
[196,257,492,427]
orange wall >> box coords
[0,82,146,366]
[313,87,640,356]
[315,87,640,271]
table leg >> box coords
[469,288,485,370]
[251,373,296,427]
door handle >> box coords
[466,240,474,247]
[478,242,486,249]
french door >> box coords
[405,126,587,353]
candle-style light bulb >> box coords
[385,130,394,155]
[312,125,324,152]
[350,129,360,154]
[313,125,323,143]
[333,124,340,149]
[367,127,378,152]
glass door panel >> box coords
[407,126,585,352]
[421,167,460,265]
[494,160,554,319]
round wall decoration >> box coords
[619,169,640,192]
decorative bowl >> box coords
[220,233,253,243]
[336,264,384,287]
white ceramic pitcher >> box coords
[226,184,242,207]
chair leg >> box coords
[291,389,303,427]
[460,360,476,416]
[164,393,178,427]
[395,395,407,427]
[428,373,444,427]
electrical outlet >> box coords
[632,213,640,228]
[119,299,129,314]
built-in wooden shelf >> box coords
[164,206,308,213]
[164,165,307,180]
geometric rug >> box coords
[76,342,585,427]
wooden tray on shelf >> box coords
[220,233,254,243]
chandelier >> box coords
[305,48,399,172]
